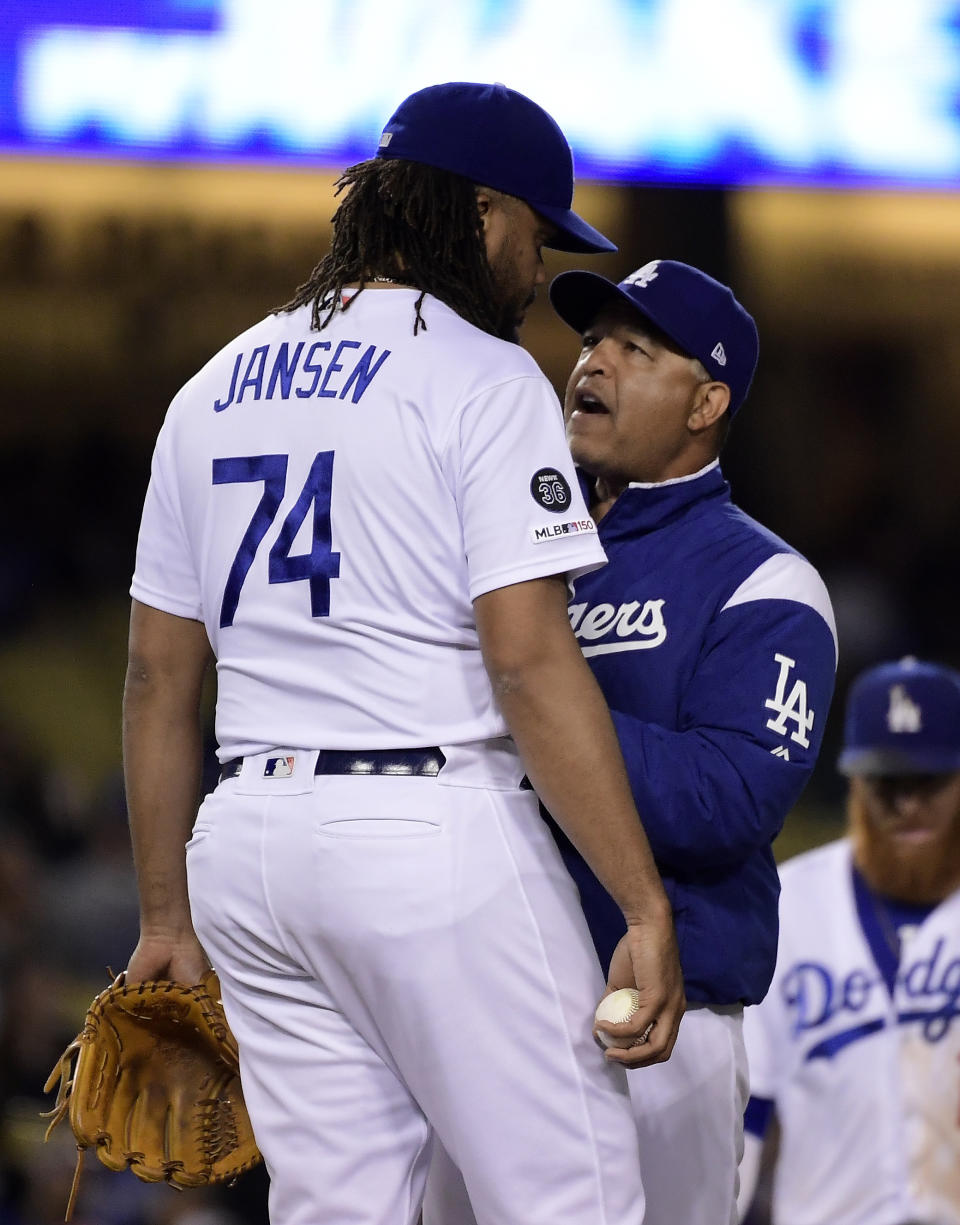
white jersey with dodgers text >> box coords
[743,838,960,1225]
[131,290,605,757]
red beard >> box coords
[848,790,960,904]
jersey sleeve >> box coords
[610,583,837,872]
[743,992,785,1105]
[129,407,204,620]
[738,921,788,1216]
[443,375,607,601]
[736,1128,768,1222]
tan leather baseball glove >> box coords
[43,971,261,1220]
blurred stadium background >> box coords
[1,2,959,1221]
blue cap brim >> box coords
[550,267,711,360]
[537,206,616,255]
[838,747,960,777]
[549,269,632,329]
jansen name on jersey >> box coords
[131,290,606,759]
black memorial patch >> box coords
[530,468,572,513]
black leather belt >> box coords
[219,747,447,784]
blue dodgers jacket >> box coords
[552,461,837,1006]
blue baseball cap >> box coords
[375,82,616,255]
[549,259,759,414]
[838,657,960,777]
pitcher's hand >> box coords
[125,929,209,985]
[598,913,685,1068]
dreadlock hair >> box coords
[277,158,508,339]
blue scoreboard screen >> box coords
[3,1,960,187]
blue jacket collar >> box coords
[579,460,730,540]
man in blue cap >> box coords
[740,658,960,1225]
[548,261,838,1225]
[121,84,683,1225]
[280,80,616,343]
[425,259,838,1225]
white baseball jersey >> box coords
[743,838,960,1225]
[131,289,605,757]
[141,288,649,1225]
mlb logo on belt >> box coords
[264,755,295,778]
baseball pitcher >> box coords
[121,83,684,1225]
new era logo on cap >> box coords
[711,342,727,366]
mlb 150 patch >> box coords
[530,468,572,513]
[531,518,597,543]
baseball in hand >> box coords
[594,988,642,1048]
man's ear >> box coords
[688,381,730,432]
[475,188,492,229]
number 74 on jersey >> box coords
[212,451,340,628]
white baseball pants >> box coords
[425,1003,747,1225]
[186,754,646,1225]
[628,1004,747,1225]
